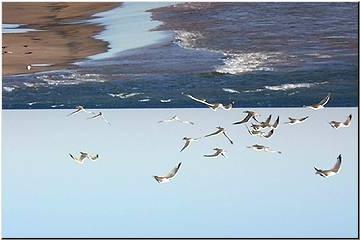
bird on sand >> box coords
[153,162,182,183]
[233,111,260,125]
[180,137,201,152]
[204,126,233,144]
[285,116,309,125]
[314,154,342,178]
[158,115,194,125]
[329,114,352,129]
[308,93,331,110]
[203,148,227,158]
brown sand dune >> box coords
[2,2,120,76]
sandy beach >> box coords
[2,3,120,75]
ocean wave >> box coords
[216,52,279,75]
[138,98,150,102]
[160,99,172,103]
[108,92,143,99]
[222,88,240,94]
[23,82,35,87]
[35,72,106,86]
[243,88,265,93]
[264,82,328,91]
[3,86,16,92]
[174,31,204,49]
[51,104,65,108]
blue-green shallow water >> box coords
[2,108,358,237]
[2,3,358,109]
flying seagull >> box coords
[247,144,282,154]
[203,148,227,158]
[253,115,279,130]
[245,125,264,137]
[185,94,233,111]
[69,152,88,164]
[233,111,260,125]
[67,106,90,116]
[180,137,201,152]
[329,114,352,129]
[204,126,233,144]
[309,93,331,110]
[158,115,194,125]
[254,114,272,126]
[69,152,99,164]
[285,116,309,125]
[88,112,111,125]
[314,154,342,178]
[262,129,274,139]
[89,154,99,161]
[153,162,182,183]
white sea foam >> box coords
[222,88,240,94]
[264,82,328,91]
[51,104,65,108]
[138,98,150,102]
[174,31,204,49]
[108,92,143,99]
[216,52,279,75]
[160,99,172,103]
[243,88,265,93]
[36,72,106,86]
[3,87,16,92]
[23,82,35,87]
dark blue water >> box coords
[2,3,358,109]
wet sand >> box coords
[2,3,120,76]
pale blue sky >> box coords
[2,107,358,238]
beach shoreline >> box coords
[2,2,120,76]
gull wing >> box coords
[88,113,101,119]
[331,154,342,173]
[204,129,222,138]
[180,140,191,152]
[262,129,274,139]
[67,108,81,116]
[70,153,85,164]
[90,154,99,161]
[181,120,195,125]
[318,93,331,106]
[288,117,296,121]
[265,115,272,125]
[165,162,182,178]
[343,114,352,125]
[299,116,309,122]
[186,94,213,107]
[233,112,252,125]
[102,116,111,125]
[204,149,221,157]
[222,132,234,144]
[245,125,253,135]
[272,116,280,129]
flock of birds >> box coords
[67,92,352,182]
